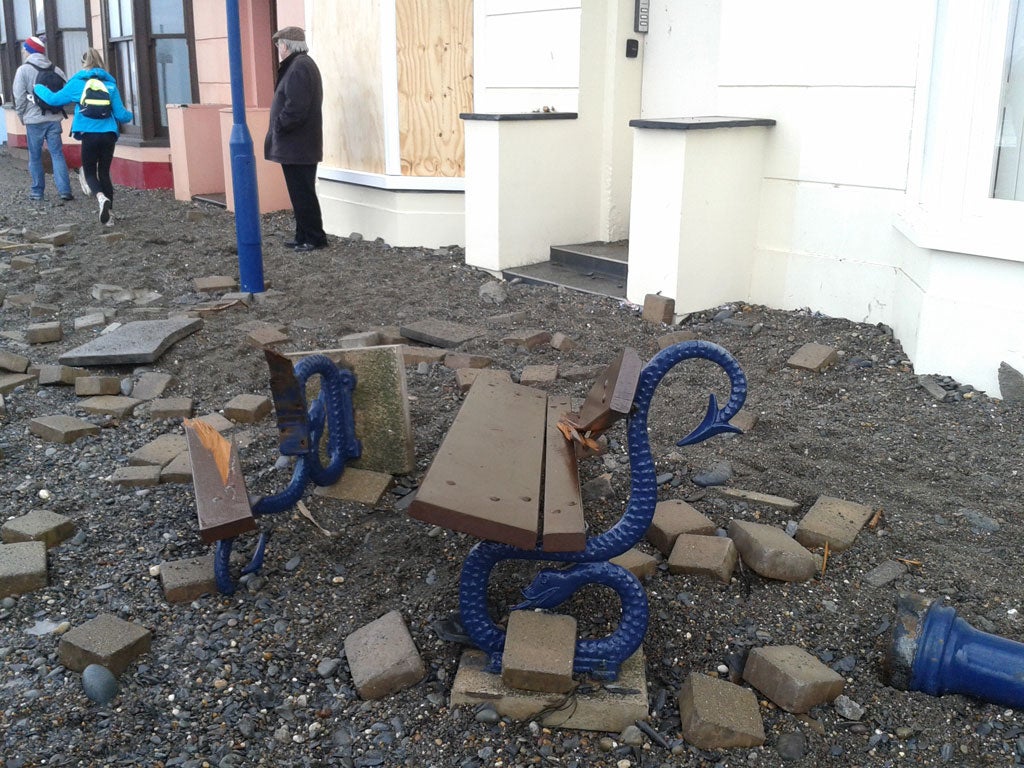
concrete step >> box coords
[549,240,628,279]
[502,260,626,300]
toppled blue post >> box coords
[888,593,1024,709]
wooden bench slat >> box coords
[409,381,547,549]
[543,395,586,552]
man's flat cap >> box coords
[272,26,305,43]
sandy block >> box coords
[194,275,237,293]
[314,467,392,507]
[0,350,31,373]
[399,319,485,348]
[344,610,425,700]
[743,645,845,713]
[75,376,122,396]
[129,434,188,467]
[1,510,75,549]
[667,534,737,584]
[26,322,62,344]
[795,495,874,552]
[786,342,838,372]
[609,548,659,580]
[502,611,576,693]
[78,395,141,418]
[29,415,100,444]
[452,648,648,732]
[160,451,193,484]
[150,397,194,420]
[455,367,513,393]
[111,465,163,487]
[642,294,675,324]
[520,364,559,387]
[0,373,38,395]
[0,541,48,598]
[223,393,272,423]
[646,499,716,555]
[400,345,447,366]
[501,329,552,351]
[160,555,216,603]
[59,614,152,675]
[679,672,765,749]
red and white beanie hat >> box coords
[23,36,45,55]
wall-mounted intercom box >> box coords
[635,0,650,33]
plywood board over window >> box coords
[316,0,387,174]
[396,0,473,177]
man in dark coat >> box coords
[265,26,327,251]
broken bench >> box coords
[409,340,748,680]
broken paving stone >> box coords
[709,487,799,513]
[247,326,290,348]
[743,645,845,713]
[1,509,75,549]
[642,294,675,325]
[658,330,698,349]
[196,412,235,432]
[786,343,838,373]
[609,548,659,580]
[58,614,151,676]
[444,352,492,370]
[59,317,203,366]
[678,672,765,749]
[455,368,512,393]
[549,332,575,351]
[559,364,605,382]
[29,415,100,444]
[160,555,216,603]
[0,541,48,599]
[160,451,193,484]
[131,372,176,400]
[519,364,558,386]
[998,361,1024,403]
[401,345,447,366]
[728,520,817,583]
[37,365,88,386]
[862,559,907,589]
[344,610,426,700]
[128,434,188,468]
[399,319,485,349]
[29,302,58,318]
[917,375,950,402]
[795,495,874,552]
[33,230,74,247]
[75,376,121,397]
[501,329,551,351]
[314,467,392,507]
[110,465,162,487]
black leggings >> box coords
[80,131,118,201]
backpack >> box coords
[79,77,112,119]
[28,62,66,116]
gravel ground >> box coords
[1,148,1024,768]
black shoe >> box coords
[60,194,74,202]
[284,240,302,248]
[294,241,327,252]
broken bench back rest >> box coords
[407,349,641,552]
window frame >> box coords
[103,0,198,145]
[896,0,1024,263]
[0,0,90,105]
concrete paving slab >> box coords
[0,373,37,395]
[58,318,203,366]
[0,541,48,598]
[78,396,142,418]
[29,415,100,444]
[1,510,75,548]
[314,467,392,506]
[399,319,485,348]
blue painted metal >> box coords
[214,354,361,594]
[888,594,1024,709]
[458,340,747,679]
[225,0,264,293]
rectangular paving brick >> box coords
[29,415,100,444]
[643,294,675,324]
[314,467,392,507]
[0,373,37,395]
[344,610,425,700]
[743,645,844,713]
[668,533,737,584]
[58,614,152,675]
[37,365,88,386]
[26,322,62,344]
[502,611,576,693]
[150,397,194,420]
[399,319,485,348]
[131,372,176,400]
[111,465,163,487]
[679,672,765,749]
[795,495,874,552]
[0,349,30,373]
[501,329,552,351]
[75,376,122,396]
[520,364,558,387]
[223,393,272,423]
[0,541,48,598]
[59,317,203,366]
[786,342,838,372]
[647,499,716,555]
[160,451,193,484]
[455,367,513,393]
[444,353,492,370]
[610,548,659,580]
[401,345,447,366]
[78,395,141,418]
[160,555,216,602]
[1,510,75,549]
[710,486,798,512]
[129,434,188,467]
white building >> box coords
[316,1,1024,398]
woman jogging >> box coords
[33,48,133,225]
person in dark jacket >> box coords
[13,35,73,202]
[264,26,327,251]
[34,48,133,225]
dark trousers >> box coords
[80,131,118,201]
[281,163,326,246]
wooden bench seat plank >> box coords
[543,395,586,552]
[409,381,547,549]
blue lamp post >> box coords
[225,0,264,293]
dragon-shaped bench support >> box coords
[458,340,746,680]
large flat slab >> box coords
[58,318,203,366]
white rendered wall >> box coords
[638,0,1024,396]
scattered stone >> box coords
[692,461,732,487]
[728,520,817,582]
[678,672,765,749]
[0,349,31,373]
[485,311,529,327]
[776,730,808,761]
[478,281,508,304]
[29,415,100,444]
[131,372,176,400]
[729,408,759,433]
[452,648,648,731]
[82,664,119,704]
[834,694,865,720]
[26,321,62,344]
[502,611,576,694]
[77,395,141,418]
[160,451,193,484]
[710,487,799,512]
[668,534,738,584]
[34,230,74,246]
[862,559,907,589]
[501,329,551,351]
[110,465,162,487]
[642,294,675,324]
[36,365,88,386]
[247,327,291,348]
[58,613,152,675]
[0,373,37,395]
[223,393,272,423]
[99,231,126,243]
[194,275,238,293]
[344,610,426,700]
[609,548,659,580]
[786,343,838,373]
[647,499,716,555]
[400,319,485,348]
[401,345,447,366]
[10,255,36,270]
[29,302,58,318]
[1,510,75,549]
[917,375,949,402]
[560,364,605,382]
[549,332,574,351]
[197,412,235,432]
[519,364,558,386]
[743,645,845,713]
[220,291,253,306]
[74,312,108,331]
[129,434,188,467]
[795,495,874,552]
[315,467,393,507]
[0,541,48,598]
[160,555,216,602]
[75,375,122,396]
[582,473,614,501]
[337,330,381,349]
[444,352,492,370]
[59,317,204,366]
[657,330,697,349]
[455,367,513,393]
[149,396,194,420]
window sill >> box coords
[114,135,171,149]
[894,203,1024,264]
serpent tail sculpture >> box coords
[214,354,361,594]
[459,340,746,679]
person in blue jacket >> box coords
[34,48,133,225]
